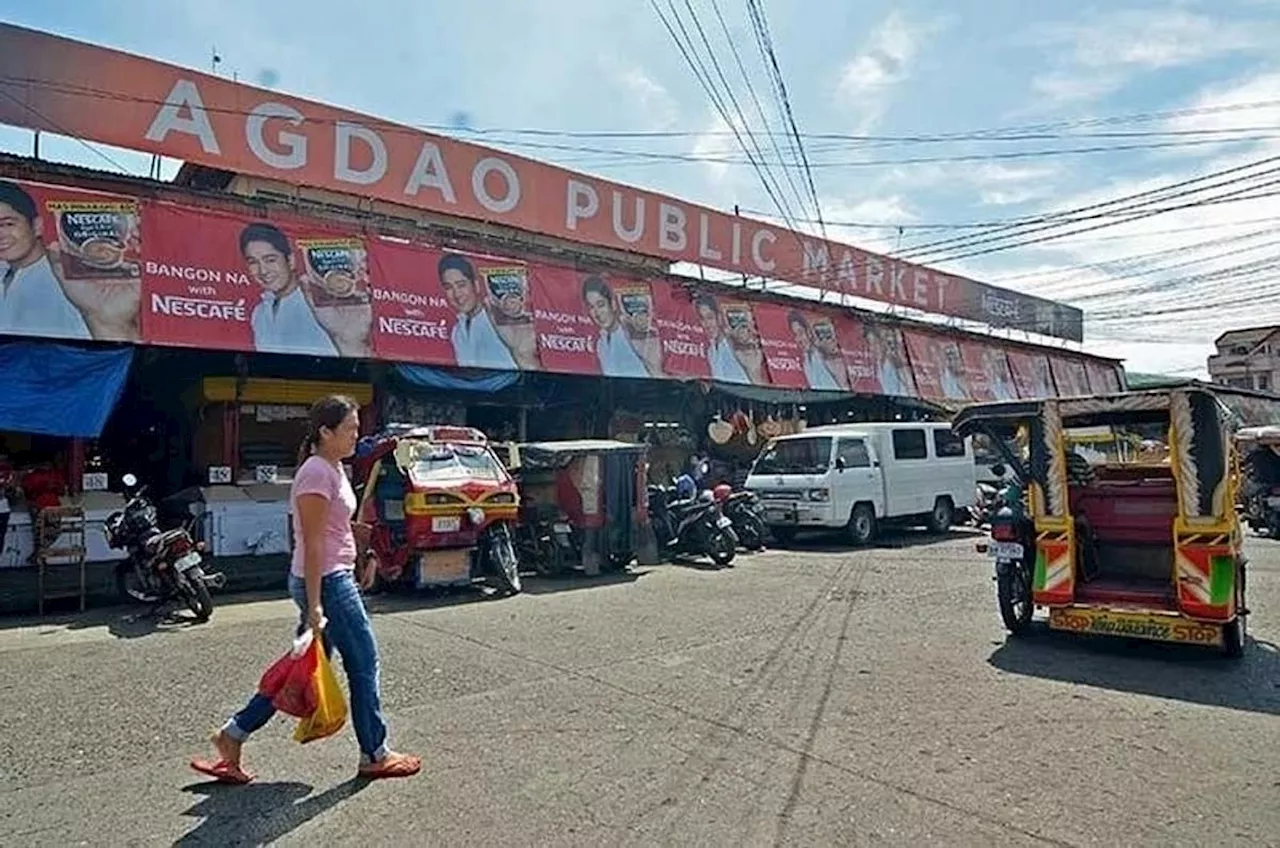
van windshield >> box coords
[753,437,833,476]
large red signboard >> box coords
[0,23,1083,342]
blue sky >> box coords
[3,0,1280,376]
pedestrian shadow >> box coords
[175,778,367,845]
[767,526,982,554]
[988,626,1280,716]
[519,568,648,594]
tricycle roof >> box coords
[953,386,1280,437]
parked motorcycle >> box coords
[515,502,580,575]
[1243,486,1280,538]
[968,464,1008,527]
[647,485,737,567]
[105,473,223,621]
[710,484,767,551]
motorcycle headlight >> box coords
[467,507,486,526]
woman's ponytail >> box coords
[296,430,318,467]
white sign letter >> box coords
[659,203,688,252]
[611,191,645,243]
[245,102,306,170]
[752,229,777,272]
[334,121,388,185]
[697,213,723,261]
[472,157,521,214]
[566,180,600,230]
[144,79,221,155]
[403,141,457,203]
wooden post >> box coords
[68,438,85,496]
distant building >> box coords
[1207,326,1280,393]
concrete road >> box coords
[0,531,1277,847]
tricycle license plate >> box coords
[988,541,1024,559]
[553,523,572,534]
[432,516,461,533]
[174,551,201,572]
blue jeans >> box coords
[223,570,389,764]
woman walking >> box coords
[191,395,420,783]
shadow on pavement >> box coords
[0,589,291,635]
[988,626,1280,716]
[518,568,649,595]
[770,526,983,554]
[176,778,367,846]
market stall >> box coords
[188,376,375,557]
[0,341,134,595]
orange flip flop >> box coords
[190,757,256,785]
[357,753,421,781]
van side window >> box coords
[891,429,927,460]
[933,430,967,458]
[836,438,870,468]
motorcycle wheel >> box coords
[487,525,523,596]
[709,529,737,567]
[737,514,766,551]
[115,561,158,605]
[180,567,215,623]
[997,564,1033,635]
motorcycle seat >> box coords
[143,529,188,552]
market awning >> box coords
[0,341,133,438]
[392,364,520,394]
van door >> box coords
[833,437,884,519]
[885,427,931,515]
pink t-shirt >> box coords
[290,456,358,578]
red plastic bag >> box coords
[258,629,322,718]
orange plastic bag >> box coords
[293,634,348,744]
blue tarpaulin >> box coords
[392,364,520,393]
[0,342,133,438]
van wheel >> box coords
[928,497,954,534]
[848,505,876,546]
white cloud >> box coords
[1029,72,1123,107]
[608,62,679,129]
[836,12,947,132]
[1025,8,1278,109]
[1058,10,1269,70]
[950,70,1280,372]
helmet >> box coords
[712,484,732,503]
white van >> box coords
[745,422,976,545]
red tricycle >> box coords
[352,424,522,596]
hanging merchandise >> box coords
[708,410,734,445]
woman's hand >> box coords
[307,604,325,632]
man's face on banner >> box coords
[725,309,756,345]
[0,201,40,265]
[812,321,840,356]
[243,239,295,294]
[441,268,480,316]
[585,289,618,330]
[790,318,812,350]
[696,301,720,340]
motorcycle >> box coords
[105,473,223,621]
[647,485,737,567]
[515,502,580,576]
[1242,486,1280,538]
[969,467,1007,527]
[710,485,767,552]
